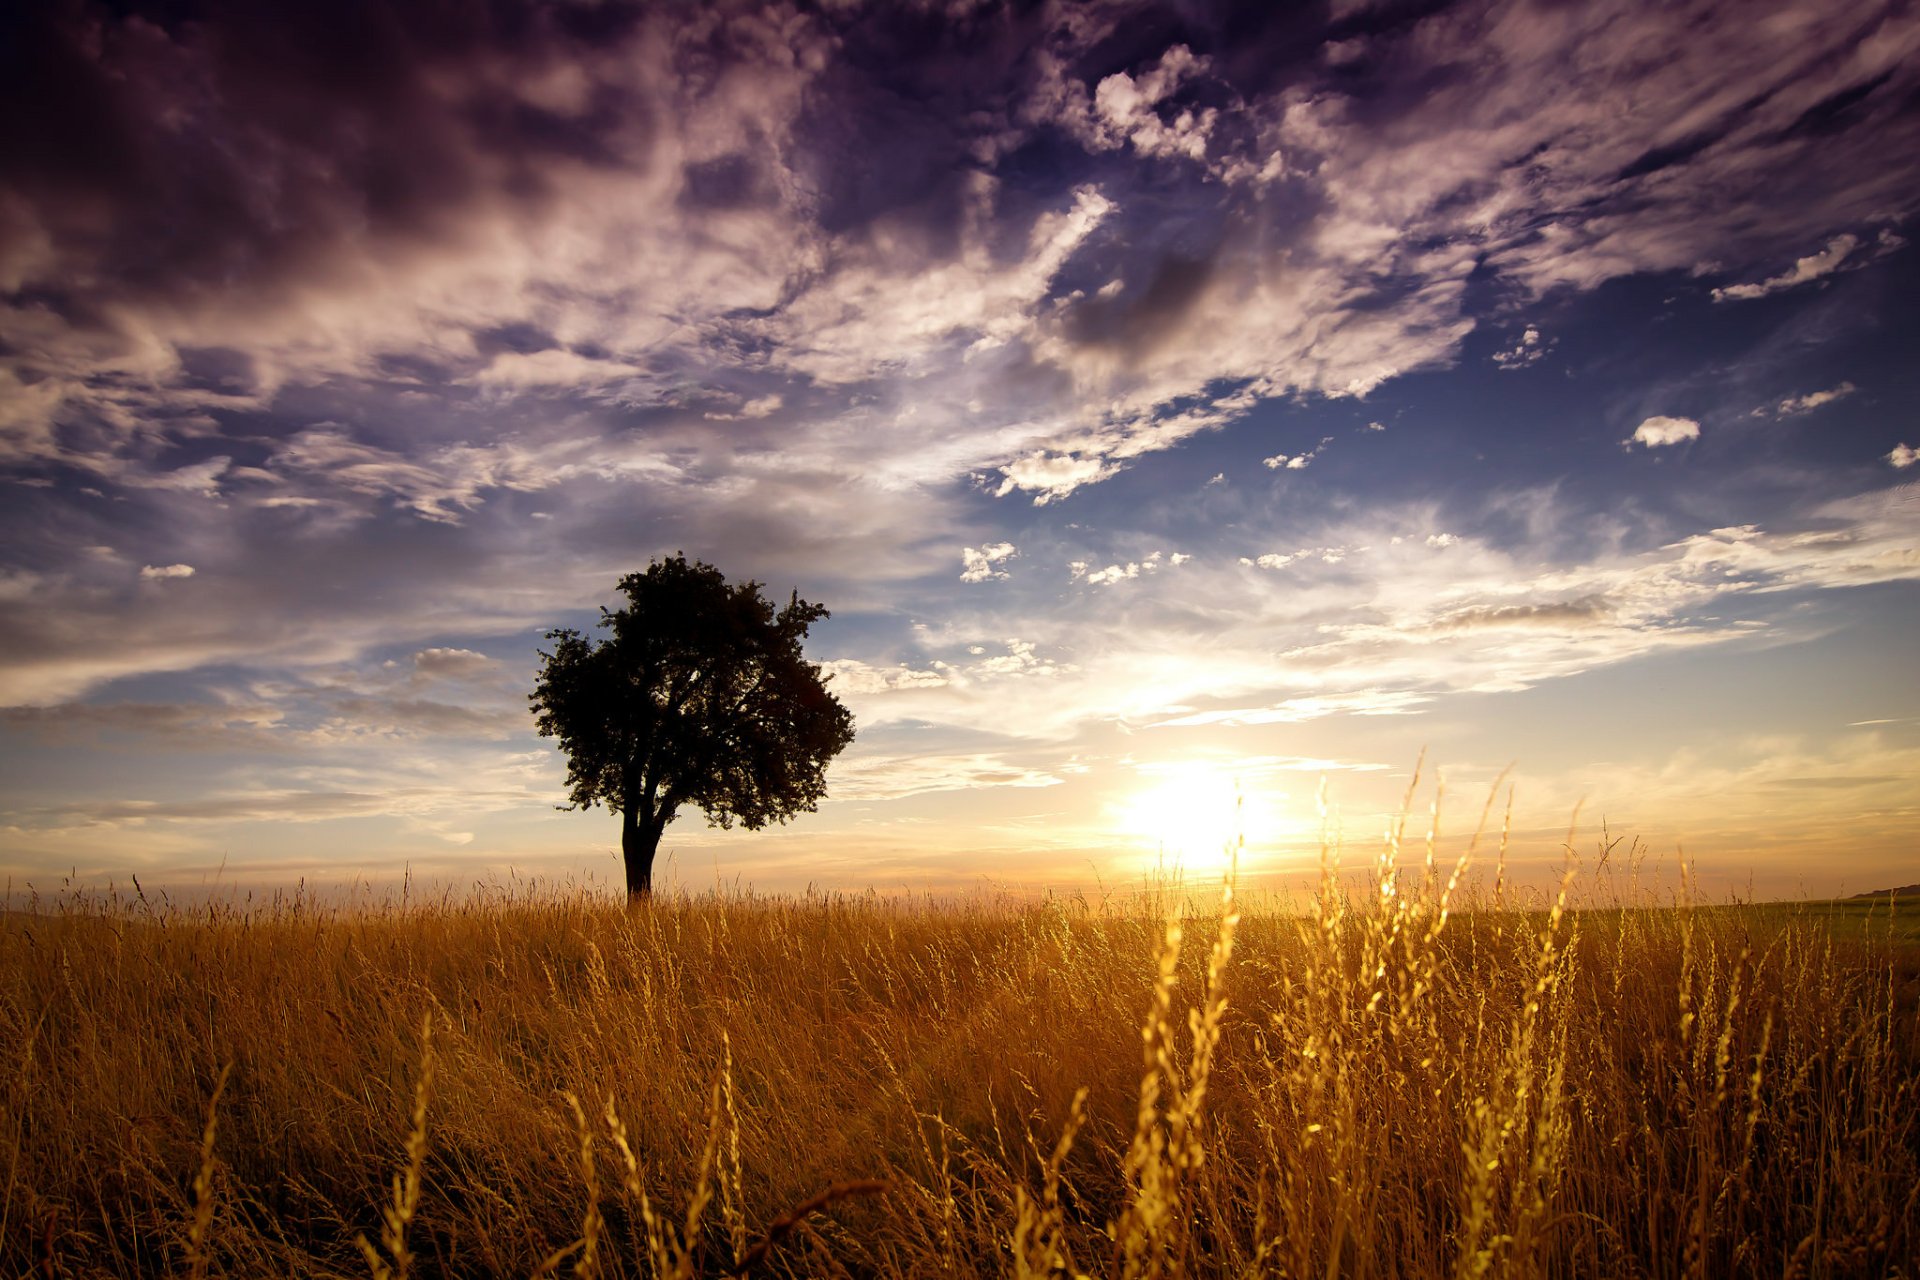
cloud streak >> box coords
[1712,235,1861,301]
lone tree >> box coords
[530,556,854,900]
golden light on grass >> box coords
[0,778,1914,1276]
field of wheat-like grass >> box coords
[3,819,1915,1278]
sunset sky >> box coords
[2,0,1916,899]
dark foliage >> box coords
[530,556,854,898]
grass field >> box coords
[3,837,1915,1278]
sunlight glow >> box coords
[1112,761,1285,875]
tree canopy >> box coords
[530,556,854,898]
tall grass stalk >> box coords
[357,1016,435,1280]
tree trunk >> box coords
[621,805,667,902]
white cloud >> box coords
[1243,545,1352,569]
[1629,415,1701,448]
[1091,46,1217,161]
[1711,235,1860,302]
[971,638,1067,678]
[995,451,1120,504]
[819,659,949,695]
[1037,44,1218,163]
[140,563,196,580]
[959,542,1018,583]
[1773,383,1857,416]
[1491,325,1551,370]
[1263,436,1333,471]
[1072,551,1171,583]
[1890,444,1919,469]
[1068,551,1177,585]
[1155,689,1434,728]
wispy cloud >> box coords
[1712,235,1860,302]
[1772,383,1858,416]
[827,752,1065,803]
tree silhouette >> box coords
[530,556,854,900]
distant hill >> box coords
[1851,884,1920,899]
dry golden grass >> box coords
[2,810,1916,1277]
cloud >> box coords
[21,791,393,827]
[819,660,949,695]
[1431,596,1614,632]
[258,425,684,525]
[960,542,1019,583]
[1155,690,1435,728]
[995,452,1122,505]
[316,696,517,740]
[140,563,196,580]
[0,700,286,749]
[1491,326,1551,370]
[1890,444,1919,469]
[1086,486,1920,735]
[1088,46,1218,161]
[129,457,232,496]
[312,696,516,740]
[1629,416,1701,448]
[1241,546,1354,569]
[475,350,640,390]
[704,394,784,422]
[1711,235,1860,301]
[1078,550,1183,587]
[827,751,1064,803]
[412,647,494,678]
[970,638,1068,679]
[5,0,1915,517]
[1264,438,1334,474]
[1773,383,1857,416]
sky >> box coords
[2,0,1917,901]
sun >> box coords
[1112,761,1273,875]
